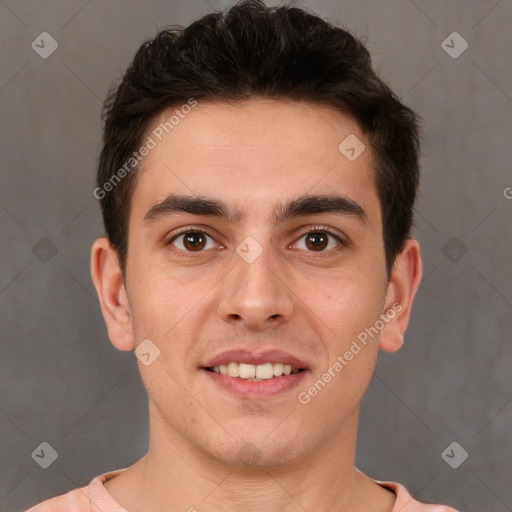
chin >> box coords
[204,431,309,470]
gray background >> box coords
[0,1,510,511]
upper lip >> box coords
[201,349,309,370]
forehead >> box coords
[130,99,380,228]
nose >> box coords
[217,239,294,331]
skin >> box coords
[91,99,422,512]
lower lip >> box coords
[201,369,308,399]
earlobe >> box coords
[379,239,423,354]
[90,237,135,352]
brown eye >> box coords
[294,229,342,252]
[305,232,329,251]
[183,232,206,251]
[169,231,215,252]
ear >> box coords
[379,238,423,353]
[90,237,135,352]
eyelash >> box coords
[166,225,347,256]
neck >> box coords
[105,402,395,512]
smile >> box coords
[206,362,304,380]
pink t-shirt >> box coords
[25,468,460,512]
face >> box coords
[111,99,397,467]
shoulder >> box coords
[25,468,127,512]
[25,485,90,511]
[374,479,461,512]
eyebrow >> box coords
[142,193,370,228]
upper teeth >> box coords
[211,362,300,379]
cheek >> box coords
[298,316,379,425]
[318,274,385,333]
[130,267,197,327]
[128,268,216,370]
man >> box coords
[27,1,460,511]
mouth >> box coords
[200,354,309,400]
[200,350,309,398]
[203,362,305,381]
